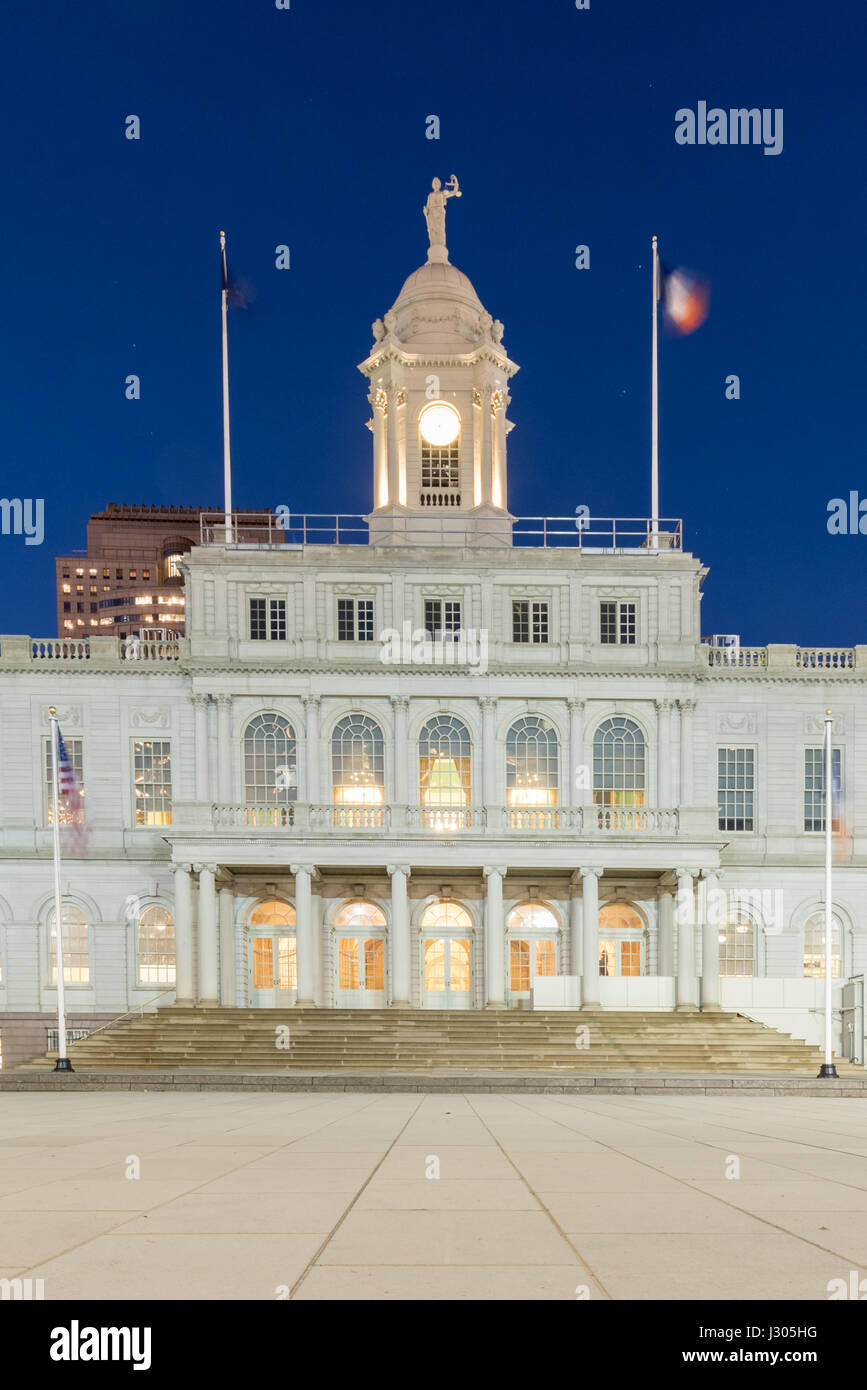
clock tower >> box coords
[358,178,519,547]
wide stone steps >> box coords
[19,1006,858,1075]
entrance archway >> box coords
[421,901,473,1008]
[598,903,645,977]
[248,900,296,1006]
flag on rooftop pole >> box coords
[651,239,711,550]
[220,230,234,545]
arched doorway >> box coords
[248,900,296,1006]
[507,903,560,1004]
[421,901,473,1009]
[598,903,645,977]
[334,901,387,1007]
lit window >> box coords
[45,738,84,825]
[133,740,172,825]
[331,715,384,825]
[506,716,559,826]
[62,583,71,594]
[138,905,176,985]
[804,912,843,978]
[719,919,755,977]
[48,904,89,984]
[165,553,184,578]
[419,715,471,827]
[593,718,646,819]
[424,599,461,640]
[598,903,644,977]
[243,714,296,821]
[507,903,558,993]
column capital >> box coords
[675,866,694,882]
[677,697,697,714]
[482,864,506,880]
[566,697,585,713]
[655,697,674,713]
[701,867,721,882]
[301,694,321,710]
[193,862,218,877]
[479,695,498,712]
[215,693,232,710]
[579,866,602,882]
[174,860,193,875]
[290,862,318,879]
[386,863,411,878]
[191,693,210,711]
[389,695,410,712]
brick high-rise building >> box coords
[55,504,204,639]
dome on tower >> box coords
[372,258,505,354]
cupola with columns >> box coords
[358,177,519,546]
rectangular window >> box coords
[718,747,755,832]
[249,597,286,641]
[512,600,549,644]
[337,597,374,641]
[133,740,173,826]
[424,599,461,640]
[45,737,84,826]
[804,747,842,833]
[600,600,636,644]
[421,441,460,491]
[50,919,89,985]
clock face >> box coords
[419,401,461,447]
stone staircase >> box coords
[18,1006,859,1075]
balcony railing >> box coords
[796,648,855,670]
[207,802,680,835]
[198,512,684,552]
[706,646,768,667]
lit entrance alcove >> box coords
[248,900,296,1006]
[507,902,559,1004]
[334,901,387,1007]
[422,901,473,1009]
[598,903,646,977]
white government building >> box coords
[0,182,865,1068]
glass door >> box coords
[423,936,472,1008]
[249,932,297,1006]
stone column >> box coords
[480,696,498,821]
[491,389,508,509]
[676,868,698,1010]
[291,864,315,1007]
[390,696,410,807]
[193,694,210,802]
[658,887,675,978]
[302,696,320,805]
[581,868,601,1007]
[218,878,236,1006]
[388,864,411,1008]
[196,863,219,1006]
[483,866,506,1008]
[371,387,388,508]
[173,862,194,1005]
[480,385,493,505]
[678,699,696,806]
[701,869,721,1010]
[386,384,400,506]
[569,877,582,979]
[567,698,586,811]
[656,698,673,807]
[216,695,233,804]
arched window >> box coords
[137,905,176,985]
[804,912,843,978]
[419,715,471,827]
[421,901,473,931]
[718,918,755,977]
[507,903,559,994]
[331,714,385,826]
[249,900,297,994]
[506,716,559,826]
[48,904,89,984]
[593,717,646,826]
[597,903,644,977]
[243,714,297,825]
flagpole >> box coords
[48,708,73,1073]
[220,230,234,545]
[651,234,660,550]
[818,708,838,1078]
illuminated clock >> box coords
[419,401,461,447]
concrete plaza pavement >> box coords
[1,1091,867,1300]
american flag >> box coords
[56,729,87,854]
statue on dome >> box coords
[423,176,461,262]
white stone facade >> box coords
[0,204,864,1064]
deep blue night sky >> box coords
[0,0,864,644]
